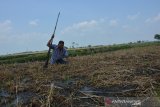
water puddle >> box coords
[79,84,138,97]
[0,77,139,106]
[0,90,10,98]
[0,90,11,106]
[9,91,39,107]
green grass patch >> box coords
[0,41,160,64]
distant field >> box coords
[0,41,160,64]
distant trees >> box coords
[154,34,160,40]
[136,40,145,43]
[71,42,79,48]
[137,41,141,43]
[72,42,75,48]
[88,45,92,48]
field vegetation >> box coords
[0,41,160,106]
[0,41,160,64]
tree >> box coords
[154,34,160,40]
[137,40,141,43]
[88,45,92,48]
[72,42,75,48]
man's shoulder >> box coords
[51,44,58,49]
[52,44,57,46]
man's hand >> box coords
[47,39,52,47]
[47,34,55,47]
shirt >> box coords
[50,44,68,64]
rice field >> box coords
[0,42,160,106]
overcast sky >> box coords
[0,0,160,55]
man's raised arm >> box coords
[47,39,52,47]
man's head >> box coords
[58,40,64,49]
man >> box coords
[47,39,68,64]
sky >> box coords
[0,0,160,55]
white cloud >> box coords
[127,12,140,20]
[0,20,13,46]
[61,18,119,36]
[154,13,160,21]
[61,20,98,34]
[109,19,118,26]
[99,18,105,23]
[0,32,50,55]
[145,13,160,23]
[77,20,97,28]
[145,18,152,23]
[121,25,139,33]
[0,20,12,34]
[122,25,129,29]
[29,19,39,26]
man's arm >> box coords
[47,39,57,50]
[47,39,52,48]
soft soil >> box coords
[0,45,160,106]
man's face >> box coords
[58,43,64,49]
